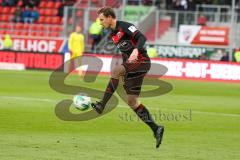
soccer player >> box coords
[91,7,164,148]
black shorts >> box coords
[122,60,151,95]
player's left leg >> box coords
[127,95,164,148]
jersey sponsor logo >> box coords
[117,40,134,52]
[112,31,125,44]
[128,26,137,33]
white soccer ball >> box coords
[73,94,91,111]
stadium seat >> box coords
[39,9,45,15]
[14,23,23,30]
[31,31,38,37]
[44,17,52,24]
[51,17,61,24]
[5,22,12,29]
[37,24,45,31]
[91,0,98,4]
[20,31,29,36]
[39,1,47,8]
[0,15,10,22]
[17,0,23,6]
[12,30,22,36]
[52,9,58,16]
[0,30,7,35]
[76,10,83,17]
[31,24,38,31]
[46,2,55,8]
[22,24,30,30]
[2,7,10,14]
[45,9,58,16]
[54,2,61,8]
[10,7,16,14]
[49,25,62,32]
[38,16,45,24]
[49,32,60,37]
[0,23,7,29]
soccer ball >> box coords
[73,94,91,111]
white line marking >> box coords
[0,96,239,118]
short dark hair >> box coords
[97,7,116,19]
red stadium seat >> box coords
[38,16,45,24]
[2,7,10,14]
[39,9,45,15]
[0,30,7,35]
[44,9,58,16]
[44,17,52,24]
[14,23,23,30]
[55,26,63,32]
[54,2,61,8]
[49,32,60,37]
[0,23,7,29]
[91,0,98,4]
[10,7,16,14]
[20,31,29,36]
[22,24,30,30]
[39,1,47,8]
[4,22,12,29]
[17,0,23,6]
[37,24,45,31]
[0,15,10,22]
[52,9,58,16]
[46,2,54,8]
[49,25,63,32]
[31,24,38,30]
[12,30,22,36]
[51,17,61,24]
[44,9,51,16]
[76,10,83,17]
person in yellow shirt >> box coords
[68,25,85,75]
[3,34,13,50]
[89,18,103,52]
[234,49,240,62]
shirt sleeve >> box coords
[122,21,140,38]
[122,21,146,51]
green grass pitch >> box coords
[0,70,239,160]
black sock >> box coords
[101,78,119,106]
[134,104,158,132]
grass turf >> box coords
[0,70,239,160]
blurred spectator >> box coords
[22,6,32,23]
[68,25,85,75]
[147,45,158,58]
[197,14,207,26]
[58,0,75,17]
[30,7,40,23]
[89,18,103,52]
[210,49,223,61]
[127,0,140,5]
[198,53,208,60]
[173,0,188,10]
[142,0,153,6]
[220,50,229,61]
[22,0,40,8]
[13,6,22,23]
[234,49,240,62]
[3,34,13,50]
[166,0,173,10]
[188,0,196,11]
[2,0,15,6]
